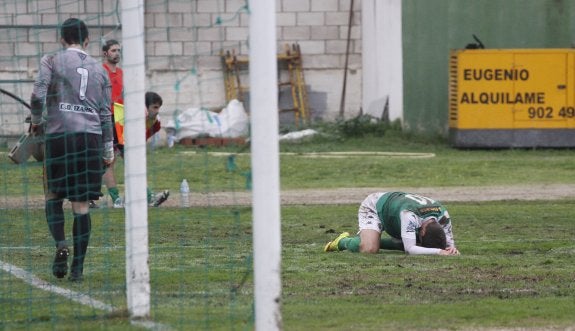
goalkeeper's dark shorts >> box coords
[44,132,105,202]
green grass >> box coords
[3,128,575,195]
[1,202,574,330]
[1,129,575,329]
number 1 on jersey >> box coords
[76,67,88,100]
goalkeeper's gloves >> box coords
[103,141,114,165]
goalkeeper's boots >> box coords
[150,190,170,207]
[323,232,350,252]
[52,246,69,279]
[68,260,84,282]
[68,270,83,282]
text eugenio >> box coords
[459,68,575,120]
[460,68,545,105]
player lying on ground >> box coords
[324,192,460,255]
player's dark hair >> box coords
[61,18,88,45]
[102,39,120,52]
[145,92,163,108]
[420,221,447,249]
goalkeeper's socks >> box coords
[46,199,65,243]
[71,213,91,275]
[339,236,361,252]
[108,187,120,202]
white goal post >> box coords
[121,0,150,319]
[249,0,283,330]
[119,0,283,326]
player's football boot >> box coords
[68,260,84,282]
[113,197,124,208]
[52,247,69,279]
[68,271,83,282]
[89,200,99,209]
[150,190,170,207]
[323,232,350,252]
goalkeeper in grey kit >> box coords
[325,192,460,255]
[30,18,114,281]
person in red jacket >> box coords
[92,42,169,208]
[92,39,124,208]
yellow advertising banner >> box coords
[449,49,575,130]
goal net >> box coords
[0,1,261,329]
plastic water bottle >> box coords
[166,128,176,148]
[167,134,175,148]
[180,179,190,208]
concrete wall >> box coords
[0,0,363,140]
[4,1,572,140]
[362,0,402,123]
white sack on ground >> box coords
[164,99,249,141]
[279,129,319,142]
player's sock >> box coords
[380,237,404,251]
[71,213,91,277]
[108,187,120,202]
[147,187,153,204]
[339,236,361,252]
[45,198,66,243]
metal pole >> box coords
[338,0,355,118]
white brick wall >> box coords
[29,0,56,13]
[14,43,38,57]
[197,27,222,42]
[276,13,297,26]
[168,1,195,13]
[311,26,339,40]
[0,14,13,25]
[0,0,363,138]
[155,41,183,56]
[311,0,339,12]
[282,26,311,40]
[155,13,184,27]
[0,43,14,57]
[168,28,197,42]
[14,14,37,26]
[326,40,347,53]
[297,12,325,26]
[184,13,212,27]
[146,28,169,42]
[197,0,221,13]
[325,12,349,25]
[225,0,248,13]
[282,0,311,12]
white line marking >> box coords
[0,260,114,312]
[180,150,436,158]
[0,260,172,330]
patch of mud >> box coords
[2,184,575,209]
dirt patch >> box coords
[2,183,574,209]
